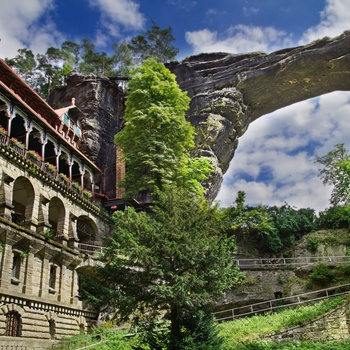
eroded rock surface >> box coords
[50,31,350,201]
[168,30,350,200]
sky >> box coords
[0,0,350,213]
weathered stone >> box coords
[50,31,350,202]
[49,73,126,199]
[168,30,350,200]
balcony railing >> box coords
[0,134,94,202]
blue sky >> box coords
[1,0,350,212]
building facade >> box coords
[0,59,112,349]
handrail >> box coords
[77,243,105,255]
[235,255,350,268]
[52,284,350,349]
[213,282,350,322]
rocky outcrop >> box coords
[50,31,350,201]
[168,30,350,200]
[49,74,126,198]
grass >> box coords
[218,296,345,348]
[51,296,346,349]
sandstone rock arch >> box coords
[167,30,350,201]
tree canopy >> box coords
[4,22,179,99]
[82,186,243,349]
[315,143,350,205]
[114,58,213,197]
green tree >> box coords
[129,20,179,63]
[85,186,243,349]
[315,143,350,205]
[79,38,116,76]
[114,58,213,197]
[5,48,37,85]
[317,204,350,229]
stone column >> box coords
[0,243,12,288]
[39,254,50,298]
[58,264,66,302]
[22,249,34,294]
[24,119,33,150]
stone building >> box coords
[0,59,113,349]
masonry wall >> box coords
[266,300,350,343]
[0,148,111,349]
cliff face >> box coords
[50,31,350,201]
[49,74,125,199]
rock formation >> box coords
[49,75,126,199]
[167,30,350,201]
[50,31,350,201]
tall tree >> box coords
[315,143,350,205]
[5,48,37,85]
[84,186,243,349]
[129,21,179,63]
[114,58,212,197]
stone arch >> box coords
[76,216,98,245]
[11,176,35,225]
[48,197,65,237]
[0,304,26,336]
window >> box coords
[11,253,21,284]
[49,265,57,294]
[5,311,21,337]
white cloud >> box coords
[216,91,350,213]
[300,0,350,44]
[185,25,293,54]
[88,0,145,38]
[0,0,62,58]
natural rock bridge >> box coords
[50,31,350,202]
[168,30,350,201]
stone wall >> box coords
[266,300,350,342]
[0,142,111,348]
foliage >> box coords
[129,20,179,63]
[44,229,54,240]
[315,143,350,205]
[5,22,179,99]
[306,236,319,253]
[267,204,316,246]
[83,186,244,349]
[114,58,213,197]
[308,263,336,287]
[219,296,344,347]
[230,340,350,350]
[222,192,316,255]
[316,204,350,229]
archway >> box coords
[12,177,35,225]
[48,197,65,237]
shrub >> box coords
[306,236,319,253]
[309,263,336,286]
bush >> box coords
[317,205,350,229]
[306,236,319,253]
[309,263,336,286]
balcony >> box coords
[0,134,104,217]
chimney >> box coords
[71,97,76,106]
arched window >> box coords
[5,311,21,336]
